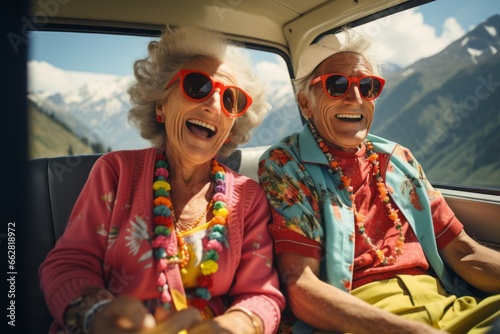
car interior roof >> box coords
[29,0,428,75]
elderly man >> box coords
[258,29,500,334]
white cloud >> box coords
[442,17,467,41]
[28,60,121,94]
[254,55,290,83]
[354,9,466,68]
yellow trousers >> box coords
[351,275,500,334]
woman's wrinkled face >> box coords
[299,52,376,151]
[156,57,237,164]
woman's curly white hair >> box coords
[128,26,271,158]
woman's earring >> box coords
[156,115,163,123]
[224,137,231,144]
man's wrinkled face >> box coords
[299,52,376,151]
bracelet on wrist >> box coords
[227,306,263,334]
[82,299,112,333]
[63,288,114,334]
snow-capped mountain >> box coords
[440,14,500,64]
[383,14,500,89]
[375,13,500,122]
[29,63,144,150]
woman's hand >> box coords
[187,310,261,334]
[89,296,203,334]
[88,295,153,333]
[144,308,204,334]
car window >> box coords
[27,31,301,157]
[27,0,500,194]
[352,0,500,192]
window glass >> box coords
[27,31,301,158]
[354,0,500,191]
[28,0,499,193]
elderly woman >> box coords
[40,26,284,334]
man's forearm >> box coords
[285,268,441,334]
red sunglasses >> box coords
[311,73,386,100]
[166,70,253,117]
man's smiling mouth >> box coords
[336,113,363,122]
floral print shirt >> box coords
[258,124,468,297]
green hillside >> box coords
[29,101,95,159]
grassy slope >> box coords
[28,103,94,159]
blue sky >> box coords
[29,32,151,76]
[418,0,499,34]
[28,0,500,76]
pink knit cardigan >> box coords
[39,147,285,333]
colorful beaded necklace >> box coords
[151,151,228,317]
[308,122,404,265]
